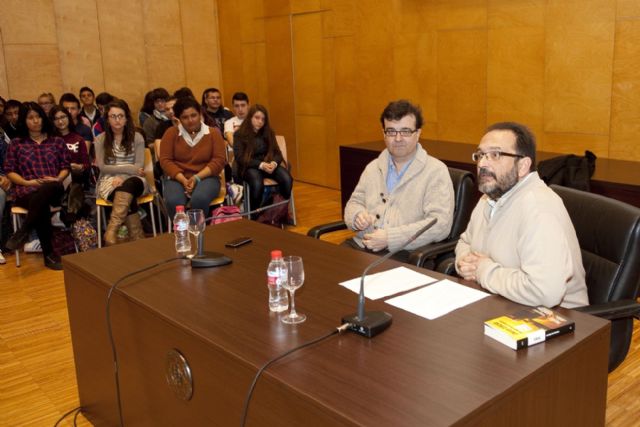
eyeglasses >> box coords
[472,150,524,163]
[53,115,68,122]
[383,128,417,138]
[108,114,126,121]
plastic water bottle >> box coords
[267,250,289,312]
[174,205,191,257]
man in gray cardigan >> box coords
[455,122,588,308]
[344,100,454,257]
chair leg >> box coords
[12,213,21,268]
[97,205,102,248]
[243,182,250,214]
[289,191,297,226]
[148,202,157,237]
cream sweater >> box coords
[455,172,588,308]
[344,145,454,252]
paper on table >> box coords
[339,266,438,300]
[385,279,490,319]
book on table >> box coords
[484,306,575,350]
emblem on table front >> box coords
[165,349,193,400]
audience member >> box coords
[173,87,195,100]
[3,99,21,140]
[91,92,116,138]
[159,97,225,219]
[201,88,233,132]
[233,104,292,218]
[37,92,56,115]
[79,87,99,125]
[153,96,178,141]
[139,90,154,126]
[224,92,249,146]
[59,93,93,142]
[142,88,170,147]
[455,122,588,308]
[0,135,10,264]
[4,102,70,270]
[343,100,454,256]
[94,99,147,245]
[0,96,6,120]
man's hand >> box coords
[37,176,60,184]
[71,163,84,172]
[354,211,376,231]
[362,229,388,252]
[457,251,490,282]
[0,175,11,191]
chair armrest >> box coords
[307,221,348,239]
[407,240,457,268]
[574,299,640,321]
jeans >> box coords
[0,187,6,243]
[163,176,221,219]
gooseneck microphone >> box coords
[342,217,437,337]
[190,198,291,268]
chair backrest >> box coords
[275,135,288,166]
[551,185,640,305]
[447,167,476,241]
[143,148,157,192]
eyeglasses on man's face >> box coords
[383,128,417,138]
[472,150,524,163]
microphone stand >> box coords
[342,217,437,337]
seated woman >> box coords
[233,104,293,216]
[5,102,71,270]
[94,99,147,245]
[159,97,226,219]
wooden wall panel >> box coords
[610,20,640,160]
[96,0,147,110]
[0,30,10,97]
[544,0,616,135]
[217,0,244,105]
[53,0,105,95]
[292,13,324,116]
[487,1,545,146]
[3,45,63,102]
[437,29,487,144]
[0,0,58,44]
[145,46,187,91]
[617,0,640,18]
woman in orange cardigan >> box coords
[159,97,226,219]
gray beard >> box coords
[478,166,518,200]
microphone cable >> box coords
[240,323,351,427]
[105,256,182,427]
[53,406,82,426]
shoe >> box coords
[44,254,63,271]
[125,213,145,241]
[51,211,65,228]
[104,191,134,246]
[6,229,30,251]
[24,239,43,253]
[0,250,5,265]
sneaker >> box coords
[51,211,65,228]
[44,254,63,271]
[0,250,5,265]
[24,239,43,253]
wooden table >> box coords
[64,220,610,426]
[340,139,640,210]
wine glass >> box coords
[281,256,306,324]
[186,209,205,258]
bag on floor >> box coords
[209,205,242,225]
[52,228,76,257]
[71,218,98,252]
[256,193,290,228]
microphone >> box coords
[190,198,291,268]
[342,217,437,337]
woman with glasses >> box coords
[4,102,70,270]
[233,104,293,216]
[94,99,147,245]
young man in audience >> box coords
[343,100,454,258]
[60,93,93,142]
[3,99,21,140]
[91,92,115,138]
[142,88,170,147]
[455,122,588,308]
[201,88,233,132]
[223,92,249,146]
[79,87,99,125]
[37,93,56,115]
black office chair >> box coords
[307,167,475,269]
[550,185,640,372]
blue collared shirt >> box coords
[386,155,415,193]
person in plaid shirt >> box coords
[5,102,70,270]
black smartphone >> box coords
[225,237,252,248]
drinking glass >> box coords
[187,209,205,258]
[282,256,306,324]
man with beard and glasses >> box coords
[455,122,588,308]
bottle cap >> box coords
[176,205,185,213]
[270,250,282,259]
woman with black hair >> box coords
[139,90,154,126]
[233,104,293,215]
[94,99,147,245]
[4,102,70,270]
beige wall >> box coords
[218,0,640,189]
[0,0,223,123]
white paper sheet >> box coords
[339,266,438,300]
[385,279,490,319]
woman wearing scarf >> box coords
[159,97,226,219]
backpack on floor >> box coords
[71,218,98,252]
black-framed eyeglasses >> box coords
[472,150,524,163]
[384,128,417,138]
